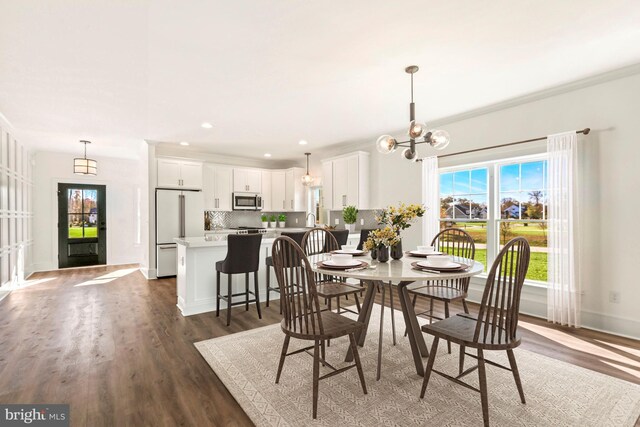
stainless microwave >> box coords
[232,192,263,211]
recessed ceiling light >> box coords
[299,140,308,145]
[264,153,272,158]
[201,122,213,129]
[179,141,189,146]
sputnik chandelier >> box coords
[376,65,451,160]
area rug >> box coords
[195,305,640,426]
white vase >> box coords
[261,221,268,229]
[345,223,355,233]
[278,221,285,228]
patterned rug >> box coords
[195,305,640,426]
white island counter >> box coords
[174,232,360,316]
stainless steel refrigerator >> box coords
[156,189,204,277]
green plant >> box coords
[278,214,286,222]
[342,205,358,224]
[269,215,277,222]
[260,214,268,222]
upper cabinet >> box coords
[233,168,262,193]
[157,158,203,190]
[269,168,305,212]
[322,151,369,210]
[271,171,286,211]
[203,164,233,211]
[261,170,272,211]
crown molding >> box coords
[315,62,640,158]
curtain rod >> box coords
[420,128,590,160]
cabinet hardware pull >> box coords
[282,200,285,209]
[291,200,293,209]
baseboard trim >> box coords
[140,268,157,280]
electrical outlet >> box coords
[360,218,364,225]
[295,218,298,224]
[609,291,620,304]
[335,218,339,225]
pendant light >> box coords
[376,66,451,160]
[301,152,313,186]
[74,140,97,175]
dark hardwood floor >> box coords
[0,265,638,426]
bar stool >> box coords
[216,234,263,326]
[328,229,349,247]
[265,231,306,311]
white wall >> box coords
[0,114,32,287]
[315,68,640,339]
[32,151,144,272]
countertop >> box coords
[175,232,361,248]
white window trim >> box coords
[437,152,549,288]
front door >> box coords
[58,184,107,268]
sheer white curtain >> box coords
[422,156,440,245]
[547,131,580,327]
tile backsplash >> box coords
[205,211,307,230]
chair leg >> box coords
[337,297,341,314]
[462,299,470,314]
[254,272,262,319]
[320,340,326,366]
[226,274,232,326]
[459,345,466,376]
[265,265,270,307]
[429,298,434,324]
[354,293,361,313]
[507,349,526,404]
[477,349,490,427]
[445,302,451,354]
[312,339,320,419]
[275,335,290,384]
[420,337,440,398]
[216,271,221,317]
[389,282,396,346]
[349,333,367,395]
[245,272,250,311]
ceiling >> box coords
[1,1,640,160]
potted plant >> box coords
[363,226,400,263]
[269,215,277,228]
[278,213,286,228]
[343,205,358,233]
[260,214,269,229]
[376,203,426,260]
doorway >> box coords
[58,184,107,268]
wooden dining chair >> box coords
[272,236,367,419]
[406,228,475,353]
[419,237,531,427]
[302,228,362,314]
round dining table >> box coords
[308,252,483,377]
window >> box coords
[67,189,98,239]
[439,155,548,283]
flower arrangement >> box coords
[376,203,426,233]
[363,226,401,250]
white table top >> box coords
[307,253,483,282]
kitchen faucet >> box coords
[305,212,316,227]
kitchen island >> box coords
[174,231,360,316]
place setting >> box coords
[405,245,444,258]
[330,244,367,256]
[316,253,370,271]
[410,254,471,274]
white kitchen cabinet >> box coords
[322,151,369,210]
[157,158,203,190]
[233,168,262,193]
[271,171,286,211]
[261,170,272,211]
[321,161,333,211]
[203,164,232,211]
[285,167,305,212]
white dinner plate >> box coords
[417,260,464,269]
[323,259,361,267]
[408,250,444,256]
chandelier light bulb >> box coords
[429,129,451,150]
[376,135,398,154]
[408,120,427,139]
